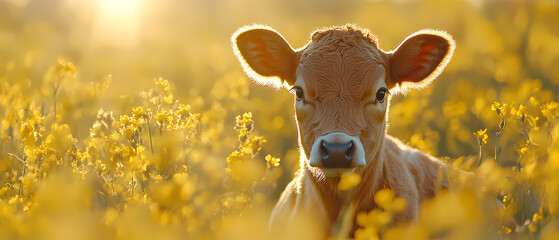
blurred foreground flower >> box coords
[338,172,361,191]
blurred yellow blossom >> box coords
[510,104,526,118]
[474,128,488,144]
[265,154,280,167]
[491,102,508,116]
[338,172,362,191]
[374,189,407,213]
[541,101,559,119]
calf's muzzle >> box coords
[308,132,366,176]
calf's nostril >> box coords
[320,141,329,160]
[345,142,354,160]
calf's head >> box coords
[232,25,454,177]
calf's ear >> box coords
[232,25,297,88]
[388,30,455,92]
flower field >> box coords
[1,0,559,239]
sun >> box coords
[96,0,143,17]
[93,0,144,48]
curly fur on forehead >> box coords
[301,25,384,64]
[298,25,387,102]
[310,24,379,49]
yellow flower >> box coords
[55,57,77,77]
[374,188,407,213]
[510,104,526,118]
[155,109,174,130]
[517,141,529,155]
[265,154,280,167]
[541,101,559,119]
[505,227,512,234]
[533,207,543,223]
[356,209,392,229]
[491,102,508,116]
[474,128,488,144]
[175,104,191,119]
[354,227,379,240]
[132,106,147,122]
[338,172,361,191]
[529,96,539,106]
[234,112,254,140]
[154,77,170,92]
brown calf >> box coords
[232,24,455,238]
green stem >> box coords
[9,153,26,196]
[477,140,483,166]
[495,135,499,164]
[20,161,25,196]
[147,118,154,154]
[52,84,59,122]
[495,117,506,164]
[519,118,531,171]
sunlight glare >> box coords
[97,0,141,17]
[93,0,144,48]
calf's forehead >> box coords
[296,46,387,101]
[293,27,388,98]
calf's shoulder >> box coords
[384,135,448,203]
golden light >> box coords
[92,0,144,48]
[96,0,142,18]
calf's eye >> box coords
[376,88,387,103]
[295,88,304,101]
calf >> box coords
[232,24,455,237]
